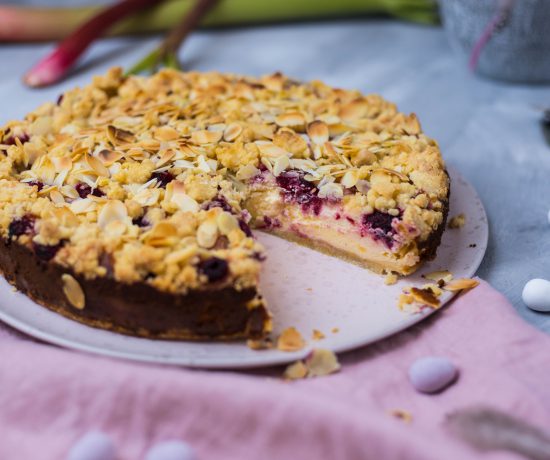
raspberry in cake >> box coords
[0,67,449,340]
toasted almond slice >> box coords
[223,123,243,142]
[196,219,219,248]
[106,125,134,144]
[318,182,343,200]
[341,169,359,188]
[256,142,289,158]
[410,287,441,308]
[143,221,178,247]
[307,120,329,145]
[272,155,290,177]
[156,149,176,168]
[165,246,198,265]
[85,154,110,177]
[305,349,341,377]
[312,329,325,340]
[424,270,453,284]
[171,181,200,212]
[49,189,65,205]
[69,198,97,215]
[277,327,306,352]
[133,188,161,207]
[155,125,180,141]
[444,278,479,292]
[190,130,223,145]
[236,164,260,181]
[275,111,305,128]
[98,200,128,230]
[61,274,85,310]
[217,211,239,235]
[283,360,308,380]
[373,167,409,183]
[97,149,123,166]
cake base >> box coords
[0,238,270,340]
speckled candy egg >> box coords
[67,431,115,460]
[409,356,458,394]
[145,440,196,460]
[522,279,550,312]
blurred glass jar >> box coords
[440,0,550,83]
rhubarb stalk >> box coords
[127,0,221,75]
[23,0,164,88]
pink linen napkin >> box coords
[0,279,549,460]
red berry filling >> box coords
[151,171,174,188]
[361,211,399,248]
[75,183,104,198]
[198,257,229,282]
[8,215,36,239]
[33,241,64,261]
[276,170,323,215]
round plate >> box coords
[0,167,487,369]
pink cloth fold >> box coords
[1,280,549,460]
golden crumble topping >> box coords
[0,67,448,292]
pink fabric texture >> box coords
[0,279,549,460]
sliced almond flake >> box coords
[444,278,479,292]
[272,155,290,177]
[256,142,290,158]
[171,181,200,213]
[196,219,219,248]
[85,154,110,177]
[389,409,413,424]
[104,219,127,237]
[97,149,123,166]
[424,270,453,284]
[197,155,212,173]
[283,361,308,380]
[421,283,443,297]
[49,189,65,205]
[51,156,72,173]
[307,120,329,145]
[208,123,226,132]
[156,149,176,168]
[318,182,343,200]
[155,125,180,141]
[223,123,242,142]
[275,111,305,128]
[173,159,195,169]
[312,329,325,340]
[59,185,79,200]
[143,222,178,247]
[305,349,341,377]
[217,211,239,235]
[276,327,306,352]
[165,246,198,265]
[260,157,273,173]
[190,129,223,145]
[133,188,161,207]
[236,164,260,181]
[98,200,128,230]
[106,125,134,144]
[61,274,85,310]
[373,167,409,183]
[70,198,97,214]
[312,144,323,160]
[341,169,359,188]
[207,159,218,172]
[136,178,158,193]
[53,169,69,188]
[409,287,441,308]
[289,159,317,171]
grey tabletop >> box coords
[1,18,549,332]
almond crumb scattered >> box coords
[424,270,453,284]
[246,337,274,350]
[448,213,466,229]
[410,287,441,308]
[277,327,306,352]
[384,272,398,285]
[283,348,340,380]
[331,327,340,334]
[312,329,325,341]
[444,278,479,292]
[283,360,308,380]
[389,409,413,423]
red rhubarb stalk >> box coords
[23,0,164,88]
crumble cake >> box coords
[0,68,449,339]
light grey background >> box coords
[0,13,549,331]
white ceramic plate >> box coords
[0,167,487,369]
